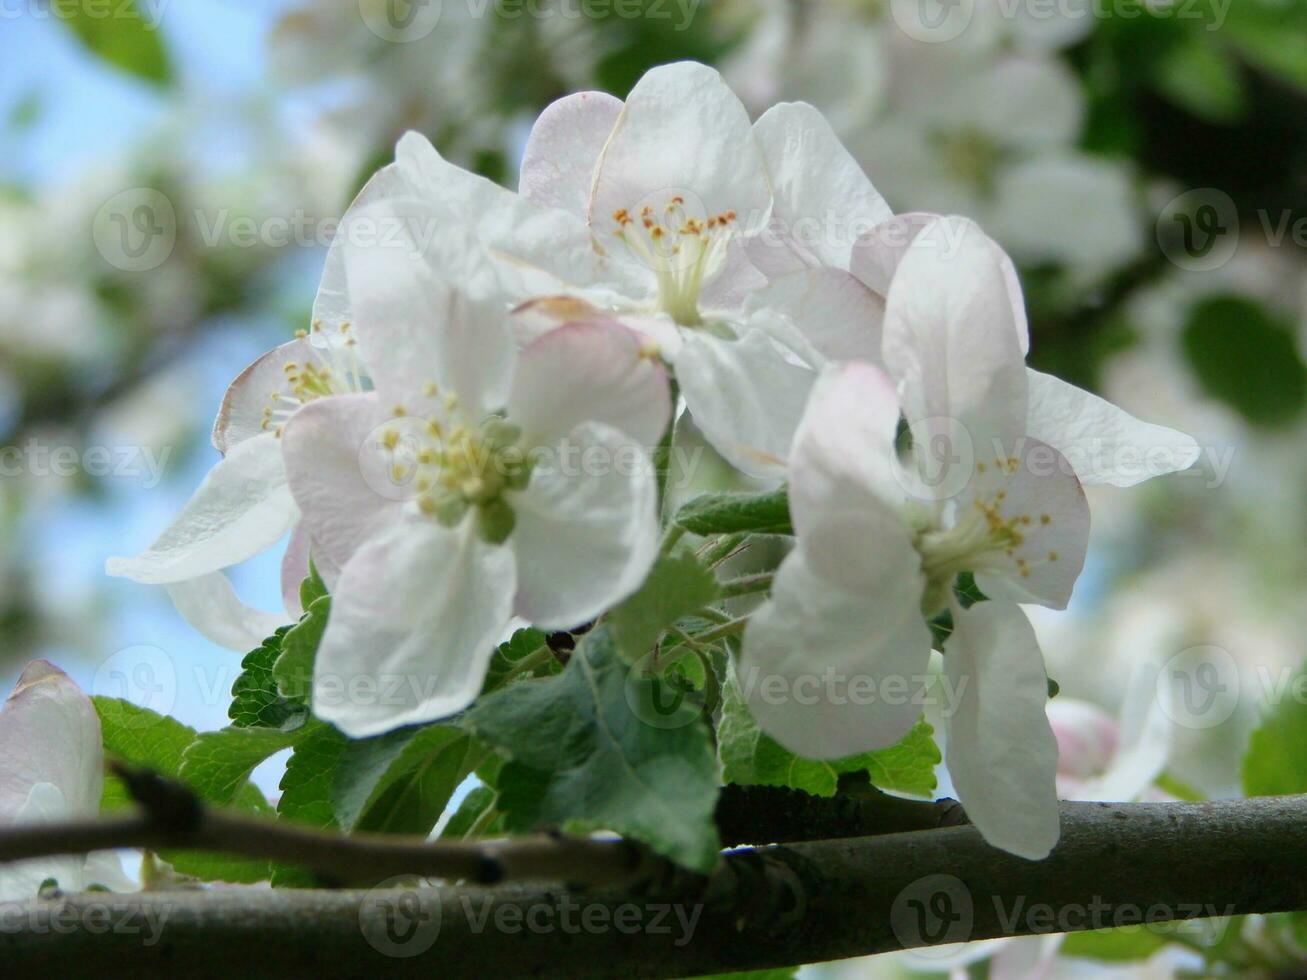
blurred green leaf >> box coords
[1243,667,1307,796]
[1154,33,1246,123]
[675,488,792,537]
[610,552,720,663]
[1181,295,1307,428]
[52,0,172,86]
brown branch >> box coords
[3,796,1307,978]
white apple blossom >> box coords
[740,224,1105,859]
[331,62,889,481]
[0,661,132,901]
[279,236,670,736]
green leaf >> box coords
[1223,1,1307,95]
[300,562,329,610]
[228,628,308,731]
[52,0,172,86]
[717,675,939,798]
[271,723,350,887]
[609,552,720,662]
[1243,668,1307,796]
[332,724,479,835]
[179,725,310,807]
[439,785,500,839]
[93,698,271,883]
[1153,33,1245,123]
[481,626,556,693]
[465,626,721,871]
[273,595,329,702]
[674,487,791,536]
[1060,926,1169,962]
[1182,295,1307,428]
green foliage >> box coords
[1060,926,1170,962]
[610,552,720,662]
[1243,668,1307,796]
[179,726,305,807]
[440,785,501,840]
[228,627,307,731]
[271,723,350,887]
[674,488,792,537]
[466,626,721,871]
[52,0,172,85]
[273,595,329,703]
[481,626,557,693]
[331,724,480,835]
[1181,295,1307,428]
[717,675,939,798]
[93,698,271,882]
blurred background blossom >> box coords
[4,0,1307,974]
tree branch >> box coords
[5,796,1307,977]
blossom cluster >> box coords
[106,62,1197,860]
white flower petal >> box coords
[739,512,930,759]
[0,661,102,822]
[106,434,298,585]
[0,783,84,901]
[165,573,288,653]
[943,600,1060,860]
[1086,661,1172,803]
[1025,369,1200,487]
[281,392,401,573]
[341,232,515,416]
[211,337,317,454]
[746,267,884,363]
[971,438,1089,611]
[788,362,907,539]
[675,324,816,480]
[508,320,671,450]
[883,216,1029,449]
[589,62,772,238]
[509,421,659,629]
[280,523,311,619]
[312,516,516,737]
[751,100,892,271]
[519,91,623,217]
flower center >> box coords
[262,321,367,437]
[911,455,1058,615]
[611,197,736,327]
[375,391,531,545]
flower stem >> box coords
[718,571,774,598]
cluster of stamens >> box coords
[913,455,1058,615]
[261,321,366,437]
[375,387,531,544]
[612,196,736,326]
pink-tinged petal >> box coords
[509,321,671,450]
[675,326,816,480]
[510,295,683,357]
[0,661,101,822]
[281,392,401,573]
[1025,369,1200,487]
[280,523,312,619]
[751,100,893,271]
[106,434,298,585]
[520,91,623,217]
[747,267,884,363]
[943,600,1060,860]
[312,515,516,737]
[212,337,317,454]
[788,362,907,539]
[883,216,1029,451]
[739,510,931,759]
[165,573,288,653]
[697,236,768,312]
[509,421,659,630]
[968,438,1089,611]
[589,63,772,240]
[341,231,515,416]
